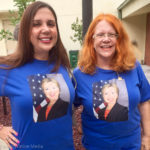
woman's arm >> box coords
[139,100,150,150]
[72,105,83,134]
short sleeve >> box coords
[73,93,82,107]
[0,68,8,96]
[72,68,82,107]
[136,62,150,102]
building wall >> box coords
[3,20,17,54]
[123,14,146,62]
[0,0,15,11]
[0,20,7,56]
[0,14,17,55]
[145,13,150,65]
[93,0,124,17]
[0,0,147,62]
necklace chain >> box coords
[116,72,123,80]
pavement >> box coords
[0,139,9,150]
[142,65,150,83]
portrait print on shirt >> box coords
[93,79,128,122]
[28,74,69,122]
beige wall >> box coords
[93,0,124,17]
[0,0,15,11]
[0,17,16,55]
[3,20,17,54]
[123,14,146,61]
[0,20,7,56]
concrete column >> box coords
[0,20,7,56]
[145,13,150,66]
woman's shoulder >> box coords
[73,67,90,82]
[57,65,69,73]
[134,60,145,75]
[125,60,143,75]
[73,67,82,75]
[0,64,9,68]
[135,60,141,68]
[0,65,10,75]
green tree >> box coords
[70,17,83,46]
[0,0,35,40]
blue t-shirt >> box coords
[73,62,150,150]
[0,59,75,150]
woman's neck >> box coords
[96,55,114,70]
[34,52,49,60]
[96,60,112,70]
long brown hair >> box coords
[78,13,136,74]
[0,1,70,73]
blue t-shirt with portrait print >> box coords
[73,61,150,150]
[0,59,75,150]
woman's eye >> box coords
[48,23,55,27]
[47,21,56,27]
[32,23,41,27]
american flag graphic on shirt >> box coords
[93,80,109,108]
[28,74,48,122]
[28,74,47,108]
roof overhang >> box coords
[118,0,150,19]
[0,10,17,19]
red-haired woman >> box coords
[73,13,150,150]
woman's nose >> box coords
[102,35,111,42]
[41,24,50,33]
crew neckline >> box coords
[96,66,115,73]
[33,58,48,63]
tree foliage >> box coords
[0,0,35,41]
[70,17,83,46]
[0,29,13,40]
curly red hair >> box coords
[78,13,136,74]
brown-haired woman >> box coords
[0,1,75,150]
[73,13,150,150]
